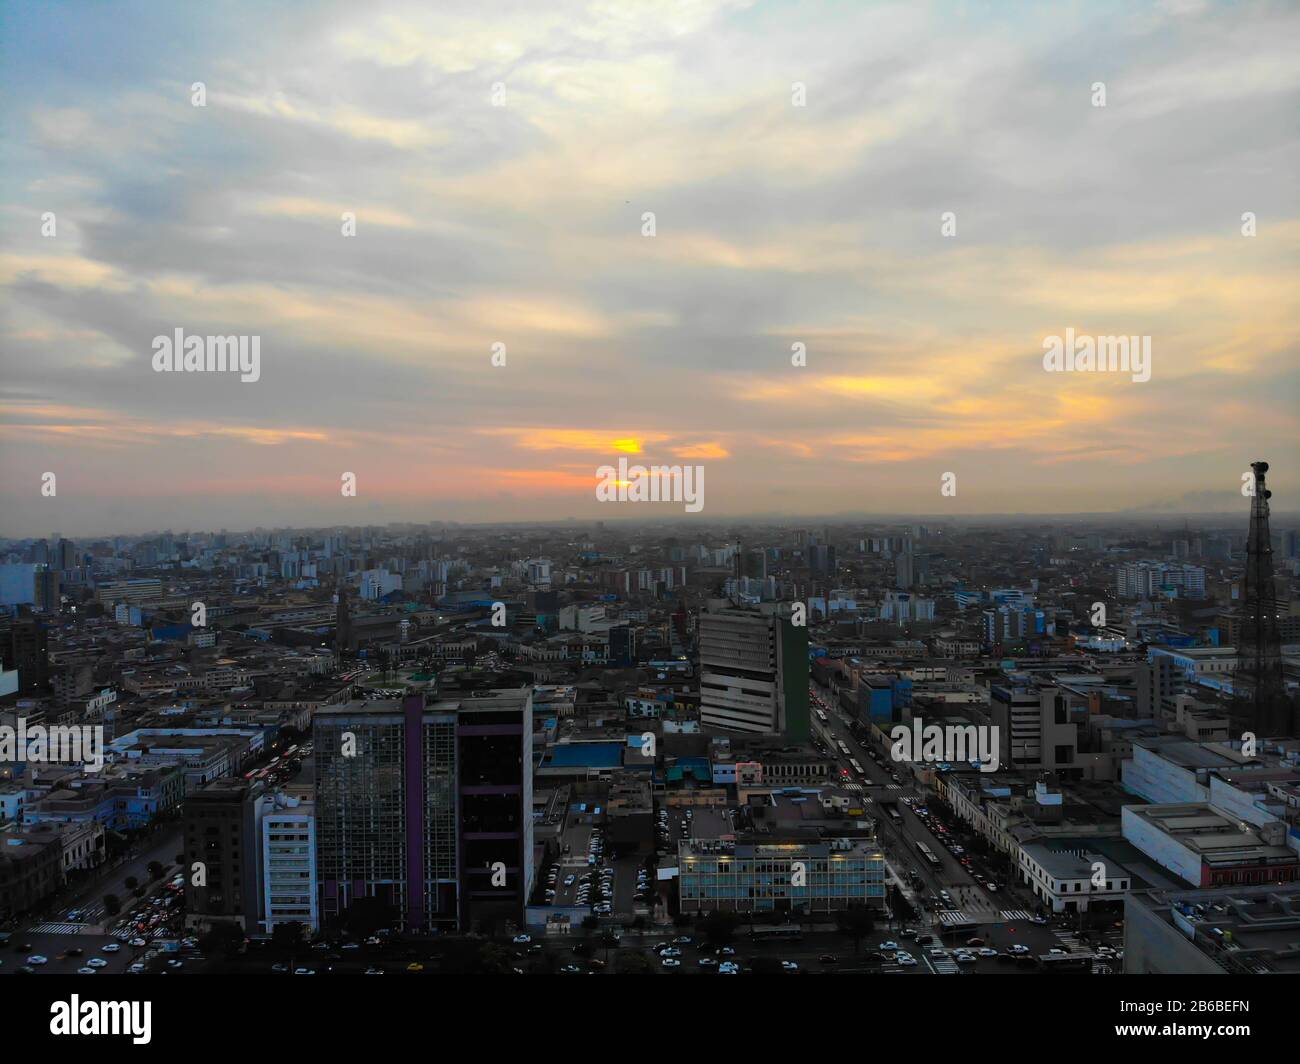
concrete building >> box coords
[1125,884,1300,974]
[259,792,318,932]
[1121,803,1299,888]
[677,835,885,915]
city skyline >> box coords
[3,0,1299,537]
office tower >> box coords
[34,566,59,611]
[260,793,318,932]
[989,683,1078,772]
[456,690,534,930]
[699,606,808,740]
[313,689,532,934]
[3,608,49,695]
[895,550,914,589]
[1235,461,1290,735]
[56,538,78,572]
[809,543,835,578]
[183,778,266,931]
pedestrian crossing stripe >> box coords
[999,909,1033,921]
[29,922,86,935]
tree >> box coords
[124,876,138,891]
[697,911,740,946]
[272,920,306,954]
[103,894,121,916]
[836,906,875,954]
[147,861,165,880]
[616,950,654,975]
[198,922,245,958]
[339,895,396,940]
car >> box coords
[658,946,681,957]
[1030,915,1049,925]
[26,955,49,965]
[718,961,739,974]
[1049,948,1068,955]
[77,966,98,974]
[781,960,799,971]
[129,938,147,947]
[293,967,316,975]
[166,959,183,968]
[87,958,108,968]
[953,952,976,964]
[698,957,717,967]
[406,962,424,972]
[364,967,385,975]
[896,952,917,966]
[716,946,735,956]
[128,963,146,973]
[966,937,985,946]
[272,962,289,972]
[674,936,692,944]
[879,941,900,951]
[101,943,122,953]
[819,954,839,964]
[986,884,998,893]
[927,947,948,958]
[512,934,531,944]
[978,947,998,957]
[996,952,1017,964]
[662,958,681,968]
[564,875,576,887]
[559,964,582,974]
[1009,944,1030,954]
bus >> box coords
[916,841,941,867]
[886,806,902,822]
[815,708,829,723]
[749,924,804,941]
[849,758,865,777]
[837,740,851,757]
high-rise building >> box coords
[699,606,808,740]
[183,778,266,931]
[259,793,318,933]
[313,689,532,933]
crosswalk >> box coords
[998,909,1034,922]
[929,954,960,974]
[29,921,89,935]
[112,926,165,942]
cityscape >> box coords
[1,0,1297,1045]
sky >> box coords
[1,0,1297,538]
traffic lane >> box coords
[2,931,136,976]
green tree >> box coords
[836,906,875,954]
[147,860,165,880]
[616,950,654,975]
[697,911,740,946]
[103,893,121,916]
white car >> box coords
[662,958,680,968]
[1009,944,1030,955]
[512,934,531,944]
[977,947,998,957]
[896,952,917,966]
[102,943,122,953]
[781,961,799,971]
[77,966,98,974]
[87,958,108,968]
[718,962,739,974]
[26,955,49,966]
